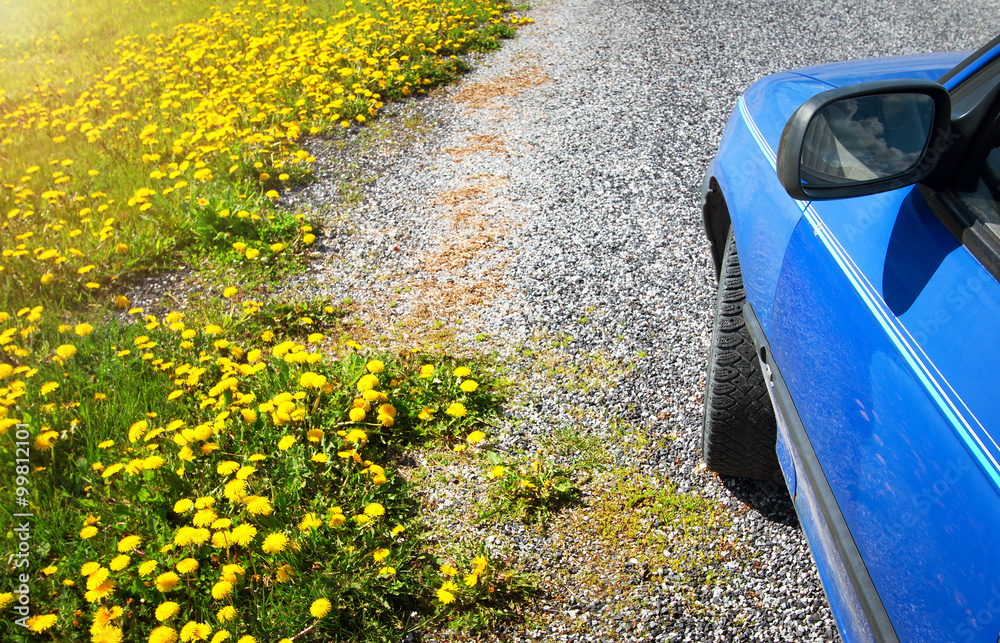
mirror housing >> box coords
[776,80,952,201]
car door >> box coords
[766,125,1000,642]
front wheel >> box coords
[702,228,779,480]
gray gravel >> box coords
[276,0,1000,640]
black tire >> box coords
[702,228,779,480]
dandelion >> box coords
[173,499,194,513]
[262,532,289,554]
[419,364,435,378]
[179,621,211,642]
[55,344,77,359]
[236,637,256,643]
[357,373,379,391]
[278,435,296,450]
[373,548,390,562]
[445,403,467,418]
[211,580,233,600]
[245,496,273,516]
[216,461,240,475]
[459,379,479,392]
[211,633,231,643]
[221,564,245,583]
[366,359,384,373]
[437,581,458,604]
[440,564,458,576]
[27,614,58,632]
[35,430,58,450]
[117,535,142,552]
[156,572,181,592]
[364,503,385,517]
[307,428,324,442]
[139,560,159,577]
[176,558,199,575]
[75,323,94,336]
[156,602,180,622]
[298,513,322,531]
[310,453,329,463]
[349,407,366,422]
[40,382,59,395]
[231,523,257,546]
[217,606,236,623]
[488,465,506,478]
[246,248,260,259]
[223,287,237,298]
[309,598,332,619]
[110,555,130,571]
[80,526,98,539]
[379,566,396,575]
[150,626,179,643]
[276,564,295,583]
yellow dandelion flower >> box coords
[364,503,385,517]
[55,344,77,359]
[217,605,236,623]
[244,496,272,516]
[373,548,390,562]
[156,602,180,622]
[278,435,296,450]
[176,558,199,575]
[173,499,194,513]
[149,626,179,643]
[80,525,98,539]
[261,532,289,554]
[211,580,232,600]
[445,403,467,418]
[109,555,130,571]
[466,430,486,444]
[459,379,479,392]
[156,572,181,592]
[139,560,159,577]
[437,581,458,604]
[28,614,58,632]
[75,323,94,336]
[310,598,332,619]
[118,535,142,552]
[179,621,211,642]
[231,523,257,547]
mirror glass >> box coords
[800,93,935,186]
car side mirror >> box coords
[776,80,952,200]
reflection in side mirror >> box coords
[777,80,951,201]
[801,94,934,185]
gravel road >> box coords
[279,0,1000,640]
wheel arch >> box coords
[702,175,731,281]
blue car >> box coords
[701,35,1000,643]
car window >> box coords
[954,144,1000,240]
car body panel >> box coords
[770,216,1000,642]
[706,42,1000,643]
[792,52,969,88]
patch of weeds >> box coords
[427,540,540,632]
[479,452,583,524]
[593,470,740,588]
[538,426,610,472]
